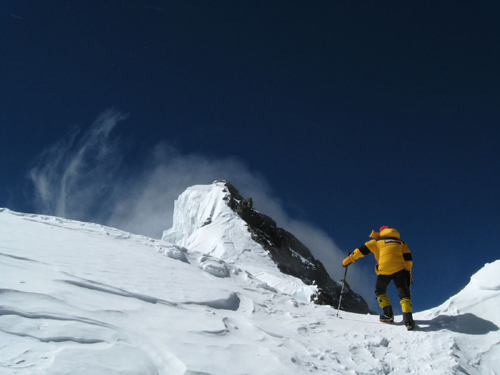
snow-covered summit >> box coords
[163,182,236,245]
[163,181,249,259]
[161,181,318,302]
[162,181,370,313]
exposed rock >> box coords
[219,180,371,314]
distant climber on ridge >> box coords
[342,226,416,330]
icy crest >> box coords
[163,182,235,248]
[162,181,318,301]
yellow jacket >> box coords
[349,227,412,275]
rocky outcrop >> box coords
[219,180,371,314]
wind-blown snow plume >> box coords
[28,109,126,222]
[26,109,377,309]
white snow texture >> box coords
[0,181,499,375]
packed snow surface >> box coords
[1,202,499,374]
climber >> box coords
[342,226,415,330]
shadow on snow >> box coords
[415,313,499,335]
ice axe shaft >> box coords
[336,261,349,317]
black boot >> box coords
[380,305,394,323]
[403,312,415,330]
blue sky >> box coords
[1,1,499,312]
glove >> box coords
[342,255,354,267]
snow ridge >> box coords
[162,181,319,301]
[162,181,370,313]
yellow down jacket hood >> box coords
[350,227,412,275]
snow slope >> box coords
[1,206,499,374]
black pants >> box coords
[375,269,411,300]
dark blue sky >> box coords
[1,1,499,311]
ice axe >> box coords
[336,254,350,317]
